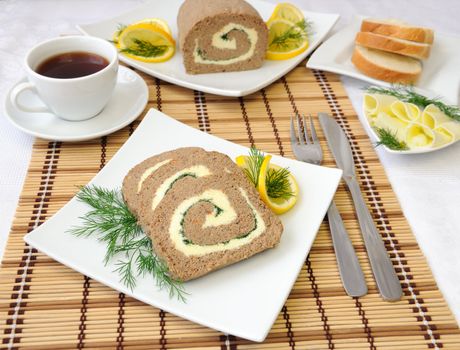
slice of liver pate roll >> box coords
[177,0,268,74]
[122,148,283,281]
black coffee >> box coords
[36,51,109,79]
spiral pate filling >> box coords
[193,23,258,65]
[177,0,268,74]
[150,165,211,211]
[137,159,172,193]
[169,188,265,256]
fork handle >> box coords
[328,201,367,297]
[346,177,403,301]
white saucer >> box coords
[4,66,148,141]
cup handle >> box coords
[10,82,50,113]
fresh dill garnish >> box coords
[266,167,294,199]
[269,19,312,49]
[374,127,409,151]
[120,39,168,58]
[366,86,460,122]
[113,23,127,44]
[242,148,294,199]
[69,185,187,301]
[295,19,312,34]
[242,147,265,187]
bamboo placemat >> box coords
[1,61,460,350]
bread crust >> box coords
[355,32,431,60]
[351,46,421,84]
[361,19,434,44]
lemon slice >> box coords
[268,3,305,24]
[118,23,175,63]
[132,18,172,35]
[266,18,309,60]
[257,156,298,214]
[236,154,298,215]
[113,18,172,47]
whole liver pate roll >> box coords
[177,0,268,74]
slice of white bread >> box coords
[361,18,434,44]
[352,45,422,84]
[355,32,431,59]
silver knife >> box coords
[327,201,367,297]
[319,113,402,301]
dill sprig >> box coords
[269,19,312,49]
[374,127,409,151]
[242,148,294,199]
[112,23,127,44]
[296,19,312,35]
[69,185,187,301]
[243,147,265,187]
[366,86,460,122]
[120,38,168,58]
[266,167,294,199]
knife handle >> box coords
[327,201,367,297]
[346,177,403,301]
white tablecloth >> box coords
[1,0,459,324]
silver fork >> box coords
[290,114,367,297]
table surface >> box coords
[1,0,459,325]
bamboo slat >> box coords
[1,61,459,349]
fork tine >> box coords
[296,114,304,144]
[290,116,298,144]
[309,114,319,143]
[302,114,310,144]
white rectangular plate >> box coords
[307,16,460,104]
[77,0,339,97]
[24,109,342,342]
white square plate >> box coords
[307,16,460,104]
[24,109,342,342]
[77,0,339,97]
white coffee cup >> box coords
[11,36,118,121]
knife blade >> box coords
[319,112,402,301]
[327,201,367,297]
